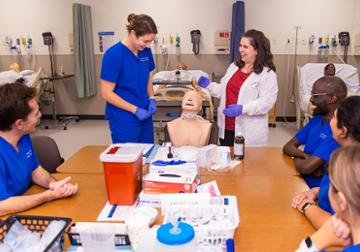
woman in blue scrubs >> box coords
[101,13,158,143]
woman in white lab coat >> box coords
[198,29,278,146]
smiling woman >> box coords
[197,29,278,147]
[100,13,158,144]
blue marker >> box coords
[107,204,117,218]
[226,238,235,252]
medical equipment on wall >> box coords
[214,30,231,54]
[16,38,21,54]
[331,35,337,47]
[190,30,201,55]
[339,31,350,63]
[175,34,181,56]
[308,35,315,45]
[42,32,56,77]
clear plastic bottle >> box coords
[234,133,245,160]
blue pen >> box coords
[144,144,155,157]
[107,204,117,218]
[226,238,235,252]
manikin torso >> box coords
[167,90,212,147]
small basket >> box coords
[164,204,239,247]
[0,215,72,252]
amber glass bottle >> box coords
[234,133,245,159]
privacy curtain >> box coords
[230,1,245,63]
[73,4,97,98]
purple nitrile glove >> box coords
[134,107,152,121]
[223,104,243,117]
[148,98,157,115]
[197,76,210,88]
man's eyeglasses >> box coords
[311,92,329,98]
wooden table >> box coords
[22,173,107,222]
[20,145,313,251]
[56,145,106,174]
[57,145,297,176]
[201,175,313,251]
[20,175,312,251]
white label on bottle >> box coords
[234,143,243,156]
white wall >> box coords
[1,0,360,55]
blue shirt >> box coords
[0,134,40,200]
[101,42,155,123]
[321,244,360,252]
[296,115,340,187]
[318,174,334,214]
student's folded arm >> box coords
[304,203,332,229]
[294,155,324,175]
[283,137,306,159]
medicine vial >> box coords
[234,133,245,160]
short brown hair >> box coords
[329,145,360,213]
[126,13,157,37]
[0,83,36,131]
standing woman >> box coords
[197,29,278,146]
[101,14,158,143]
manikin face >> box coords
[130,31,156,51]
[182,90,202,112]
[17,98,41,133]
[239,37,257,65]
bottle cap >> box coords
[157,222,194,245]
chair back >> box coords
[31,135,64,173]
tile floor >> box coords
[32,120,298,160]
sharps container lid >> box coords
[157,222,194,245]
[100,144,143,163]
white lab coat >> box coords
[207,63,278,146]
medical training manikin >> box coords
[167,90,212,147]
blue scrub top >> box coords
[321,244,360,252]
[318,174,334,214]
[0,134,40,200]
[296,115,340,188]
[100,42,155,123]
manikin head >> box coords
[181,90,202,115]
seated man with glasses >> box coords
[283,76,347,188]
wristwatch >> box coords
[297,236,319,251]
[301,202,314,214]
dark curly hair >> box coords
[126,13,157,37]
[235,29,276,74]
[0,83,36,131]
[336,96,360,142]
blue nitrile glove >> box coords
[197,76,210,88]
[223,104,243,117]
[134,107,152,121]
[148,98,157,115]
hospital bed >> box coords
[295,63,360,129]
[152,70,214,144]
[0,68,43,97]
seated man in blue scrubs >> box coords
[283,76,347,188]
[0,83,78,216]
